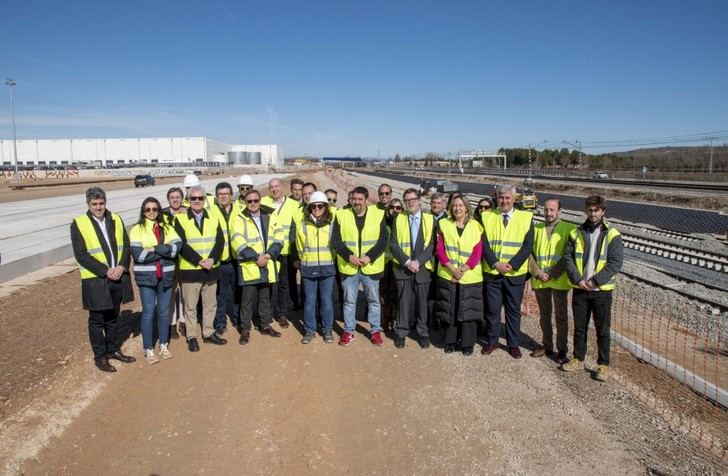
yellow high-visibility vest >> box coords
[174,212,221,271]
[335,207,385,276]
[209,205,233,262]
[296,219,334,268]
[482,209,533,277]
[230,212,278,283]
[571,222,621,291]
[74,213,125,279]
[261,196,299,255]
[531,220,576,290]
[392,212,434,271]
[436,218,483,285]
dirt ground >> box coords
[0,170,727,475]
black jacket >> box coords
[70,210,134,311]
[173,208,225,283]
[389,213,435,283]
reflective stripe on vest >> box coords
[482,209,532,276]
[74,213,125,280]
[175,213,221,271]
[436,218,483,285]
[297,220,334,267]
[210,205,232,262]
[336,207,385,275]
[530,220,576,290]
[392,212,434,271]
[571,223,620,291]
[230,213,277,283]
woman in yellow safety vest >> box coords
[293,191,337,344]
[130,197,182,364]
[433,193,484,356]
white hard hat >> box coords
[308,191,328,205]
[183,173,200,187]
[237,174,253,186]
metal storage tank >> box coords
[227,151,262,165]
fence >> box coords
[522,277,728,459]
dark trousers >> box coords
[534,288,569,353]
[214,261,239,332]
[572,289,613,365]
[442,320,478,348]
[395,277,430,338]
[288,254,300,308]
[484,275,525,347]
[88,280,122,361]
[240,283,273,331]
[272,256,290,318]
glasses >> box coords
[246,198,260,204]
[379,191,391,196]
[479,205,491,210]
[404,197,419,203]
[389,205,402,211]
[239,185,252,191]
[310,203,326,210]
[189,196,205,201]
[144,207,159,213]
[329,198,337,203]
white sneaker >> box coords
[145,348,160,365]
[159,343,173,360]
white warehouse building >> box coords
[0,137,282,168]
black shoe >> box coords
[95,358,117,373]
[203,334,227,345]
[462,346,474,356]
[187,338,200,352]
[107,351,136,364]
[418,337,430,349]
[394,336,405,348]
[275,316,290,329]
[444,344,456,354]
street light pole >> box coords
[5,79,19,181]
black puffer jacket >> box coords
[433,277,483,325]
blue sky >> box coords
[1,1,726,157]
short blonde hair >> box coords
[447,193,471,220]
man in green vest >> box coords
[481,184,534,359]
[70,187,135,372]
[211,182,239,335]
[261,177,299,327]
[529,198,575,363]
[389,188,435,349]
[562,195,623,381]
[331,186,388,346]
[174,185,226,352]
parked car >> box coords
[592,171,609,179]
[134,174,156,187]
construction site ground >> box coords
[0,170,726,475]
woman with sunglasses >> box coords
[130,197,182,364]
[476,197,494,225]
[433,194,484,355]
[294,191,337,344]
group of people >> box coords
[71,174,623,381]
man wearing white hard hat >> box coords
[182,173,214,210]
[233,174,254,215]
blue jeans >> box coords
[342,273,381,334]
[139,280,173,349]
[302,275,335,333]
[214,261,239,332]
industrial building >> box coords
[0,137,282,168]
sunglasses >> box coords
[479,205,491,210]
[246,198,260,204]
[144,207,159,212]
[239,185,252,191]
[309,203,326,210]
[329,198,337,203]
[389,205,402,211]
[379,191,391,196]
[189,196,205,201]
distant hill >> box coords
[610,145,728,160]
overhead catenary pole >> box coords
[5,79,19,180]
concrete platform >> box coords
[0,174,283,283]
